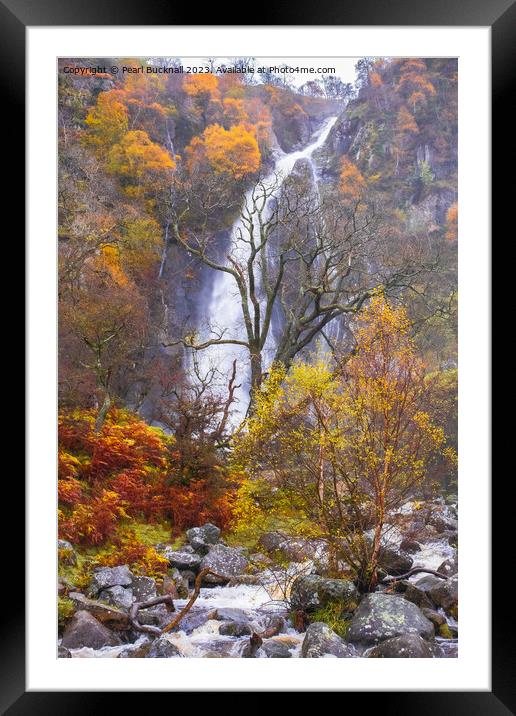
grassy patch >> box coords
[311,601,352,639]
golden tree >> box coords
[233,297,449,591]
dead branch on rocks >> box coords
[161,568,226,634]
[380,567,448,584]
[129,594,175,636]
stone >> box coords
[378,547,413,576]
[367,634,433,658]
[261,640,292,658]
[219,621,253,637]
[158,549,202,571]
[421,608,447,628]
[227,574,262,586]
[290,575,359,613]
[87,565,134,597]
[186,523,221,554]
[257,531,320,563]
[428,576,458,614]
[61,610,122,650]
[400,538,421,553]
[68,592,129,625]
[145,637,181,658]
[200,544,249,584]
[301,623,357,658]
[214,607,251,622]
[58,645,72,658]
[131,576,157,602]
[98,585,134,610]
[401,582,435,610]
[437,557,458,577]
[347,593,434,645]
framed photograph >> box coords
[8,0,506,708]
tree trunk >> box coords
[94,392,111,433]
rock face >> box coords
[367,634,433,658]
[199,544,249,584]
[88,565,133,597]
[301,623,357,658]
[186,523,221,554]
[348,593,434,645]
[61,610,122,650]
[290,575,359,613]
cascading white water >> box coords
[197,116,338,416]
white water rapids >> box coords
[196,116,338,416]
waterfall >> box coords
[196,116,338,417]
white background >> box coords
[27,26,490,691]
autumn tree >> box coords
[185,123,260,181]
[59,252,149,430]
[107,129,175,197]
[233,298,450,591]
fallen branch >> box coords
[161,568,226,634]
[129,594,175,636]
[380,567,448,584]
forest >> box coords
[57,57,458,659]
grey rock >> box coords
[399,538,421,554]
[200,544,249,584]
[437,556,458,577]
[261,640,292,658]
[368,634,433,658]
[290,575,359,613]
[186,523,221,554]
[131,576,157,602]
[88,565,134,597]
[145,637,181,658]
[214,607,251,622]
[159,549,202,571]
[428,576,458,613]
[58,645,72,658]
[348,593,434,645]
[98,585,134,610]
[61,610,122,650]
[219,621,253,637]
[379,547,413,576]
[301,622,357,658]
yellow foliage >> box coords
[186,123,260,180]
[85,91,128,149]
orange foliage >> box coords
[84,91,128,149]
[397,105,419,135]
[106,130,175,194]
[186,123,260,180]
[445,203,458,241]
[58,409,241,545]
[339,156,367,207]
[95,532,169,578]
[183,73,219,98]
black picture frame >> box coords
[7,0,507,710]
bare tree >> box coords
[166,167,438,407]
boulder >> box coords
[398,582,435,610]
[68,592,128,626]
[347,593,434,645]
[98,585,134,610]
[428,576,458,614]
[301,623,357,658]
[290,575,359,613]
[200,544,249,584]
[378,546,413,576]
[219,621,253,637]
[58,645,72,658]
[400,538,421,554]
[367,634,433,658]
[61,610,122,650]
[186,523,221,554]
[87,565,133,597]
[257,531,320,562]
[163,569,189,599]
[437,556,458,577]
[214,607,251,622]
[145,637,181,658]
[158,549,202,571]
[261,640,292,658]
[131,576,157,602]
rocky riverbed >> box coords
[58,498,458,658]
